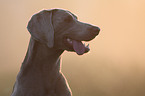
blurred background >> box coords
[0,0,145,96]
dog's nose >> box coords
[88,26,100,36]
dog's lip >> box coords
[66,34,97,42]
[63,37,90,55]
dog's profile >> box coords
[11,9,100,96]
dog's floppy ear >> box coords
[27,10,54,48]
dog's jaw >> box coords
[63,37,90,55]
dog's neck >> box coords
[17,37,64,88]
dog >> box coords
[11,9,100,96]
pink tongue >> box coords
[72,40,86,55]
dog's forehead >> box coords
[54,9,78,19]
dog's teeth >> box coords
[67,38,71,41]
[86,44,90,50]
[86,44,89,48]
[67,38,72,43]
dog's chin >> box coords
[63,37,90,55]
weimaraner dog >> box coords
[11,9,100,96]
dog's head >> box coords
[27,9,100,55]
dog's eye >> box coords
[64,15,73,23]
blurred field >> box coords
[0,0,145,96]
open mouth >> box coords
[63,37,90,55]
